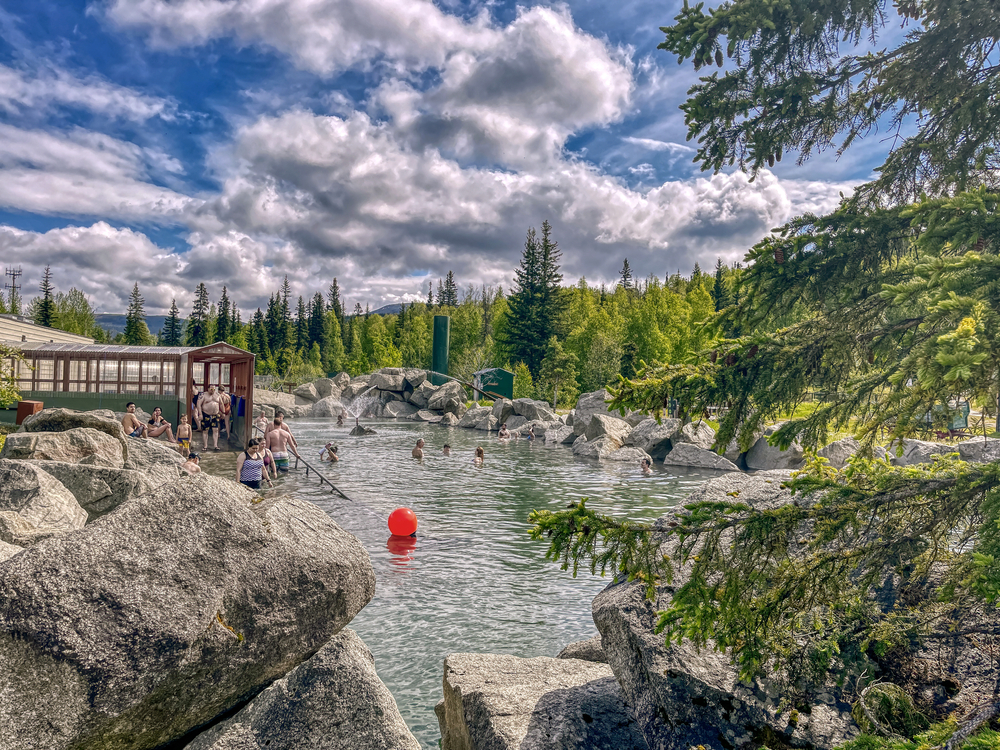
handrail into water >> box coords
[426,370,507,403]
[293,453,355,502]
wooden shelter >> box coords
[2,341,255,444]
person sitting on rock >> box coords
[122,402,147,439]
[146,406,176,442]
[181,452,201,474]
[412,438,424,459]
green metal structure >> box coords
[431,315,450,386]
[473,368,514,401]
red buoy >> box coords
[388,507,418,537]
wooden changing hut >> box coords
[3,341,255,445]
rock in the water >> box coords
[957,436,1000,463]
[557,635,607,664]
[1,427,126,468]
[625,417,681,460]
[439,653,646,750]
[384,401,419,419]
[21,407,128,459]
[491,398,514,425]
[594,471,858,750]
[428,381,467,414]
[888,438,955,466]
[673,421,716,450]
[584,414,631,447]
[292,382,320,403]
[476,415,498,432]
[185,629,420,750]
[403,368,428,391]
[605,447,652,463]
[414,409,444,423]
[0,474,375,750]
[745,431,805,471]
[312,396,347,418]
[663,443,739,471]
[313,378,341,399]
[440,412,460,426]
[0,460,87,534]
[350,424,377,436]
[408,381,438,409]
[341,376,373,401]
[458,406,492,428]
[506,415,528,431]
[545,425,576,445]
[573,436,621,459]
[572,389,614,436]
[371,371,407,392]
[512,398,557,422]
[253,388,297,412]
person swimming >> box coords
[498,424,511,440]
[473,446,485,465]
[640,457,652,475]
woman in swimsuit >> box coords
[236,439,272,490]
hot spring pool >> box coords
[272,418,716,748]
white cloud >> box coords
[101,0,495,75]
[0,62,174,121]
[0,124,194,221]
[622,136,694,154]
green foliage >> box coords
[0,343,25,408]
[124,283,154,346]
[512,361,535,399]
[851,683,929,739]
[161,298,184,346]
[185,283,211,347]
[33,266,56,328]
[837,722,1000,750]
[538,336,578,408]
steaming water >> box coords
[276,418,716,748]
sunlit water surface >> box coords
[272,418,717,748]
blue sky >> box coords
[0,0,870,314]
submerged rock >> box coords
[0,474,375,750]
[185,629,420,750]
[439,653,646,750]
[350,424,377,436]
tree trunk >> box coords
[552,382,559,409]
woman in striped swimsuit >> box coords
[236,439,272,490]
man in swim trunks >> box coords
[219,385,232,436]
[121,402,147,438]
[265,418,298,472]
[146,406,176,442]
[412,438,424,459]
[197,385,223,451]
[176,414,193,457]
[265,411,299,452]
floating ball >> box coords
[388,507,418,537]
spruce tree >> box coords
[427,280,433,307]
[265,294,282,354]
[538,336,578,408]
[443,271,459,307]
[295,295,308,351]
[280,276,292,350]
[504,227,543,374]
[435,279,445,306]
[618,258,633,290]
[216,286,232,343]
[162,298,183,346]
[711,257,733,311]
[123,283,153,345]
[185,283,211,347]
[34,266,56,328]
[327,278,343,321]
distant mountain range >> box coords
[94,314,176,336]
[370,303,404,316]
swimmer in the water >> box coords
[443,444,451,456]
[498,424,511,440]
[640,457,652,475]
[412,438,425,459]
[473,446,485,465]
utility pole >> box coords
[4,266,22,314]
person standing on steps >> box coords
[266,418,298,472]
[236,439,272,490]
[197,385,223,452]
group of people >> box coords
[497,423,534,441]
[411,438,484,464]
[119,383,235,457]
[121,402,195,453]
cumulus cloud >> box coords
[101,0,495,75]
[0,124,194,221]
[0,62,174,121]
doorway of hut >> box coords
[184,343,255,449]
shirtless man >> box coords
[197,385,223,451]
[146,406,176,442]
[266,418,299,472]
[181,452,201,475]
[253,411,269,439]
[219,385,232,436]
[412,438,424,459]
[121,403,147,438]
[176,414,193,457]
[265,411,298,451]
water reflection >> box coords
[278,418,717,748]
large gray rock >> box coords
[491,398,514,425]
[439,653,646,750]
[957,436,1000,463]
[888,438,955,467]
[440,412,460,426]
[332,371,351,389]
[0,511,63,547]
[293,382,320,403]
[0,540,22,563]
[123,436,185,475]
[815,437,889,469]
[253,388,297,412]
[185,629,420,750]
[409,381,438,409]
[573,389,614,436]
[312,396,348,418]
[557,635,607,664]
[341,376,374,401]
[545,425,577,445]
[513,398,558,422]
[573,436,620,459]
[745,430,805,471]
[458,406,492,428]
[384,401,419,419]
[663,443,739,471]
[476,415,498,432]
[313,378,341,399]
[584,414,631,447]
[594,471,857,750]
[23,461,161,520]
[517,420,561,438]
[505,415,529,431]
[413,409,444,423]
[21,407,128,459]
[605,447,652,463]
[0,475,375,750]
[0,460,86,534]
[673,421,716,450]
[371,371,407,392]
[1,427,125,468]
[403,368,428,390]
[625,418,681,460]
[428,381,467,413]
